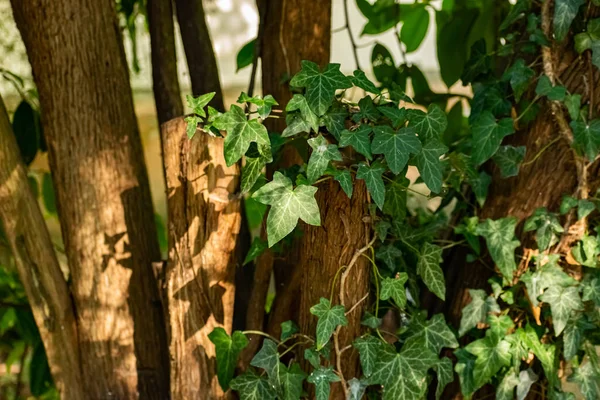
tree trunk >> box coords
[161,117,242,399]
[174,0,224,110]
[11,1,169,398]
[0,95,85,400]
[243,0,334,356]
[148,0,183,124]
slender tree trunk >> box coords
[148,0,183,125]
[11,1,169,398]
[0,95,85,400]
[174,0,224,110]
[244,0,334,356]
[161,117,242,399]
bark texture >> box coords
[296,179,370,397]
[174,0,224,110]
[148,0,183,124]
[161,117,242,399]
[0,96,85,400]
[11,1,169,398]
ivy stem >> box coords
[521,136,561,166]
[440,240,466,250]
[242,330,281,345]
[514,95,541,122]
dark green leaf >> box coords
[354,335,382,377]
[236,39,256,71]
[230,369,277,400]
[42,173,57,215]
[435,357,454,400]
[476,217,520,280]
[351,70,381,94]
[416,243,446,300]
[471,112,515,165]
[380,273,408,307]
[415,139,448,193]
[400,5,429,53]
[243,238,268,266]
[307,134,342,183]
[570,119,600,161]
[340,125,373,160]
[208,328,249,390]
[307,366,340,400]
[554,0,585,41]
[330,167,353,198]
[383,175,409,220]
[409,104,448,141]
[280,321,299,341]
[353,96,381,122]
[310,298,347,350]
[459,289,500,337]
[372,126,421,174]
[356,162,386,209]
[540,285,583,335]
[405,313,458,353]
[502,59,534,102]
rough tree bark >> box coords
[161,117,242,399]
[174,0,224,110]
[0,95,85,400]
[148,0,183,124]
[11,0,170,398]
[243,0,334,359]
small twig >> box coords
[343,0,361,70]
[345,292,369,316]
[588,51,595,121]
[242,330,281,344]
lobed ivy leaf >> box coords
[329,167,353,198]
[523,208,564,251]
[434,357,454,400]
[186,92,216,117]
[321,101,348,141]
[351,70,381,94]
[278,363,306,400]
[238,92,279,119]
[307,366,340,400]
[378,105,407,128]
[565,94,582,121]
[241,154,268,194]
[571,235,599,267]
[208,328,249,390]
[361,311,382,329]
[376,244,403,271]
[282,94,319,137]
[502,59,534,102]
[356,162,386,210]
[554,0,585,41]
[521,254,577,305]
[353,335,382,378]
[250,339,280,383]
[380,273,408,307]
[409,104,448,141]
[340,125,373,160]
[472,171,492,207]
[578,199,596,220]
[230,369,277,400]
[539,285,583,335]
[416,243,446,300]
[561,195,579,215]
[471,112,515,165]
[307,134,342,183]
[184,115,202,139]
[405,313,458,354]
[253,172,320,247]
[383,175,408,220]
[570,119,600,161]
[455,348,477,398]
[214,105,270,166]
[476,217,520,281]
[310,298,348,350]
[493,145,526,178]
[459,289,500,337]
[582,272,600,305]
[353,96,381,122]
[415,139,448,193]
[369,341,437,400]
[464,328,513,390]
[289,61,352,116]
[569,359,600,400]
[535,75,566,101]
[563,317,595,360]
[496,370,520,400]
[372,125,422,174]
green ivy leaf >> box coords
[521,254,577,304]
[472,171,492,207]
[310,298,348,349]
[496,370,519,400]
[409,104,448,141]
[563,317,595,360]
[361,311,382,329]
[353,96,381,122]
[476,217,520,280]
[464,329,512,390]
[238,93,279,119]
[252,172,320,247]
[383,175,408,220]
[278,363,306,400]
[434,357,454,400]
[250,339,280,384]
[415,139,448,193]
[471,112,515,165]
[186,92,216,117]
[461,39,491,84]
[540,285,583,335]
[321,101,349,141]
[378,105,407,128]
[582,272,600,305]
[405,313,458,353]
[347,378,369,400]
[455,216,481,255]
[351,70,381,94]
[369,341,437,400]
[455,348,477,398]
[569,359,600,400]
[214,105,270,166]
[282,94,319,137]
[459,289,501,337]
[523,208,564,250]
[561,195,579,214]
[289,61,352,116]
[354,335,383,378]
[307,366,340,400]
[517,369,539,400]
[243,238,268,266]
[502,59,534,102]
[307,134,342,183]
[572,235,599,267]
[380,273,408,307]
[230,369,277,400]
[565,94,582,120]
[493,145,526,178]
[184,115,201,139]
[578,199,596,220]
[236,39,256,71]
[535,75,566,101]
[280,321,299,341]
[416,243,446,300]
[571,119,600,161]
[356,162,386,210]
[376,244,403,271]
[329,168,353,198]
[340,125,373,160]
[241,155,268,194]
[400,4,429,53]
[554,0,585,41]
[372,126,421,174]
[208,328,249,390]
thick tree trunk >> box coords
[161,117,242,399]
[0,95,85,400]
[243,0,334,357]
[148,0,183,124]
[11,1,169,398]
[174,0,224,110]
